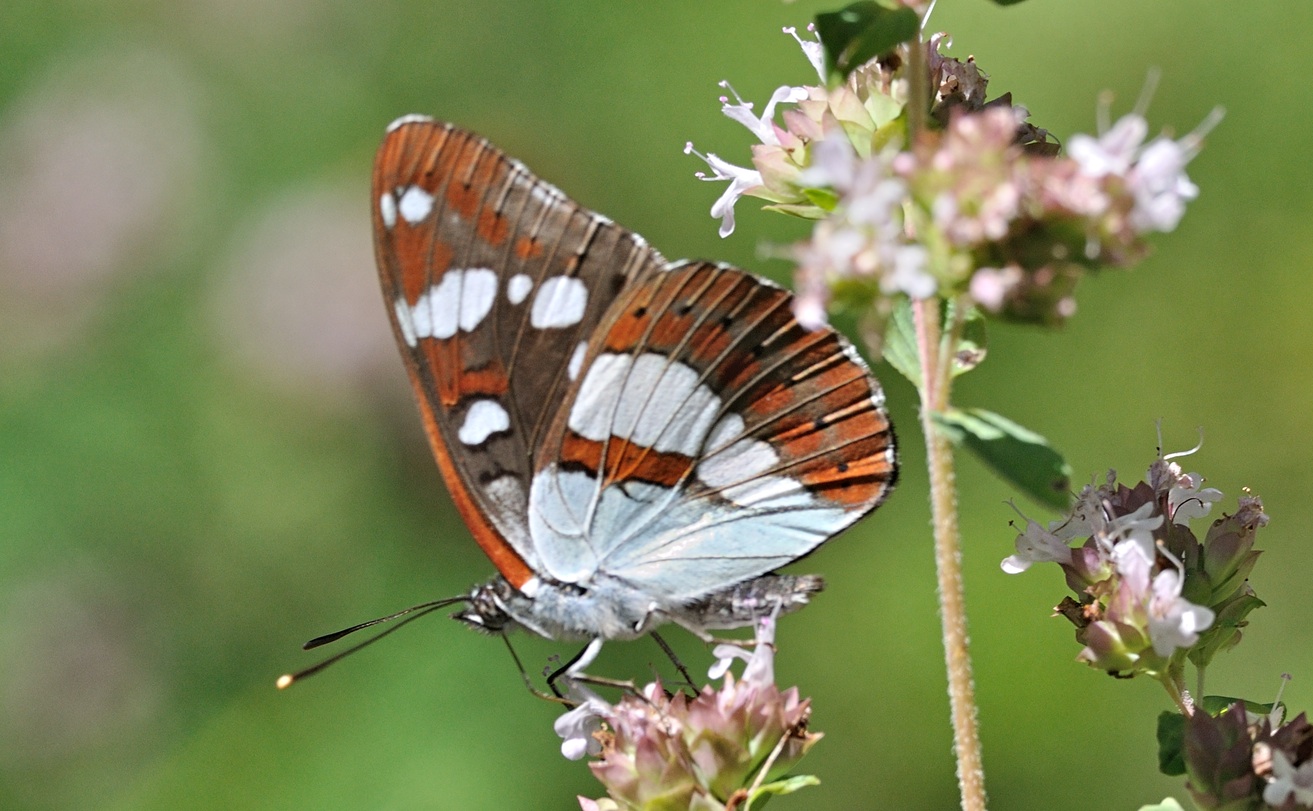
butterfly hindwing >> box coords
[371,117,666,586]
[528,261,896,602]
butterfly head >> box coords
[449,577,519,635]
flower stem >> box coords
[1160,672,1192,716]
[906,14,986,808]
[914,298,987,811]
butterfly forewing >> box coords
[372,117,666,587]
[529,261,896,601]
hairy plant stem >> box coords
[1163,661,1194,716]
[914,296,986,811]
[906,17,987,811]
[1161,669,1192,716]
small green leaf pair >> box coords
[884,299,1071,510]
[816,1,1029,81]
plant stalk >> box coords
[907,12,986,807]
[914,298,987,811]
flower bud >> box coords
[1183,703,1261,810]
[1203,497,1268,605]
[1178,702,1313,810]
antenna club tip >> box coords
[276,674,295,690]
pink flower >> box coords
[571,616,822,811]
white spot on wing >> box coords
[410,268,498,339]
[531,276,588,329]
[568,352,720,456]
[705,413,745,453]
[719,475,810,508]
[567,341,588,381]
[459,399,510,445]
[507,273,533,305]
[398,185,434,224]
[485,474,527,516]
[386,113,434,133]
[569,353,628,440]
[697,424,810,508]
[698,435,777,488]
[394,297,417,347]
[379,191,397,228]
[457,269,498,331]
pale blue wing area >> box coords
[528,464,852,602]
[528,466,670,582]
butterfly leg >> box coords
[546,638,604,697]
[649,631,696,691]
[498,633,574,703]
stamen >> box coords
[718,79,750,107]
[783,24,826,83]
[1004,499,1030,522]
[685,142,716,173]
[923,0,940,31]
[1274,673,1292,710]
[1163,427,1205,460]
[1096,90,1115,135]
[1178,106,1226,158]
[1133,67,1162,120]
[1156,539,1186,575]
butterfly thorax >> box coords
[454,574,675,642]
[453,572,826,642]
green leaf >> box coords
[1157,711,1187,776]
[800,186,841,212]
[881,297,921,388]
[933,408,1072,510]
[1188,592,1265,670]
[759,202,827,220]
[814,2,920,79]
[1200,695,1275,717]
[746,774,821,809]
[1137,800,1186,811]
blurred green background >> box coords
[1,1,1309,809]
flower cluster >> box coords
[687,25,1216,328]
[1002,447,1266,679]
[557,617,821,811]
[1181,701,1313,810]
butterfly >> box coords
[365,115,895,673]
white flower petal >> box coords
[1001,519,1072,574]
[784,25,827,84]
[1070,114,1148,178]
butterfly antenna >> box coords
[276,597,468,689]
